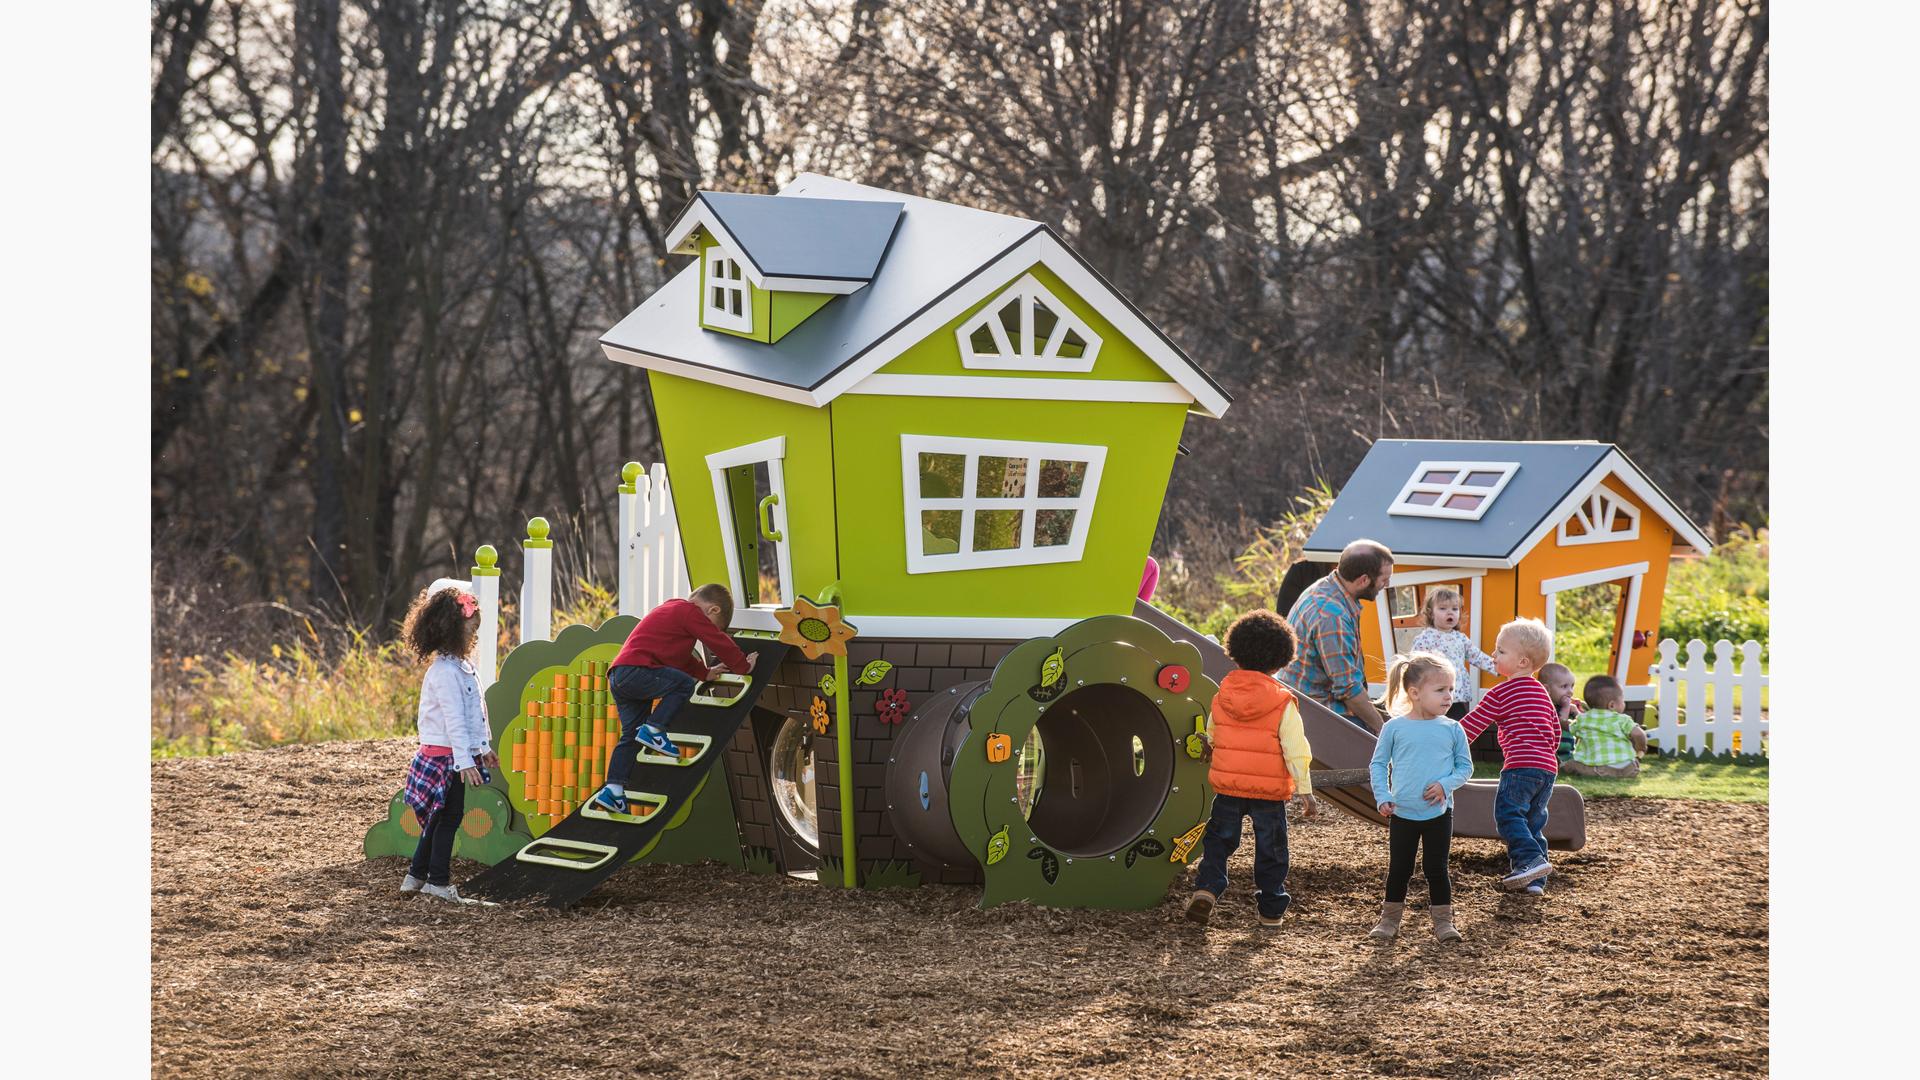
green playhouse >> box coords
[364,174,1583,908]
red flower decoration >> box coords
[1156,665,1191,693]
[877,688,910,725]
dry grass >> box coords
[153,740,1767,1077]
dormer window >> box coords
[1388,461,1517,521]
[704,246,752,333]
[955,275,1101,372]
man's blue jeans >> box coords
[1493,767,1554,872]
[604,664,697,787]
[1192,794,1292,918]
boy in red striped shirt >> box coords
[1459,618,1560,892]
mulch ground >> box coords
[152,739,1768,1078]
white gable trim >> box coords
[1507,450,1713,563]
[845,373,1193,405]
[810,230,1232,418]
[664,199,867,295]
[955,273,1102,372]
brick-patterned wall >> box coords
[752,635,1022,887]
[722,716,781,862]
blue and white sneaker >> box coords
[1502,860,1553,890]
[1525,881,1545,896]
[635,724,680,759]
[587,786,628,815]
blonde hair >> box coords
[1384,650,1455,716]
[1496,618,1553,669]
[1421,586,1463,628]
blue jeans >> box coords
[604,664,697,787]
[1493,767,1554,872]
[1192,794,1292,918]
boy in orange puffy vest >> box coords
[1184,610,1319,928]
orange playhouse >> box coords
[1302,440,1713,708]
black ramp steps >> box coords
[465,637,791,906]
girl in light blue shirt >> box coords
[1367,651,1474,943]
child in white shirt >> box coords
[1406,587,1497,720]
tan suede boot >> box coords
[1430,904,1463,943]
[1368,901,1405,941]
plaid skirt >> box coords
[402,749,454,827]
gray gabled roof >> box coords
[665,191,905,286]
[600,174,1233,416]
[1303,440,1711,564]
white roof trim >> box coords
[837,614,1081,639]
[846,373,1192,405]
[1302,550,1517,570]
[1508,450,1713,562]
[1384,567,1489,586]
[599,341,820,407]
[810,230,1232,418]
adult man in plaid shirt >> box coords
[1282,540,1394,733]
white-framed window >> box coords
[954,275,1102,372]
[704,246,752,333]
[1387,461,1518,521]
[900,434,1106,574]
[1558,484,1642,545]
[706,436,791,631]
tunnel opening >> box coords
[1017,682,1174,858]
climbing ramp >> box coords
[465,635,791,906]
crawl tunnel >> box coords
[883,614,1220,909]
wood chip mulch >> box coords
[152,739,1767,1078]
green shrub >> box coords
[1659,526,1769,656]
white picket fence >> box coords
[442,460,688,688]
[617,461,690,618]
[1645,638,1769,757]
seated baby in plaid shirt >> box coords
[1564,675,1649,777]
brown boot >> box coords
[1368,901,1405,942]
[1430,904,1463,943]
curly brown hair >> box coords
[1224,609,1298,673]
[402,587,479,662]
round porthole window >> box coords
[770,714,819,852]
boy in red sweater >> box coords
[1459,618,1560,892]
[589,584,757,815]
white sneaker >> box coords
[420,882,497,906]
[400,873,426,896]
[1501,860,1552,890]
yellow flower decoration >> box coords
[774,596,859,661]
[809,695,830,734]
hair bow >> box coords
[455,591,479,618]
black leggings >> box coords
[1385,809,1453,905]
[409,777,466,887]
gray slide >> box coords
[1134,601,1585,850]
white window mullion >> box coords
[959,455,980,554]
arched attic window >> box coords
[1558,484,1641,545]
[955,275,1102,372]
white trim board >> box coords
[846,373,1193,404]
[840,614,1083,639]
[1303,550,1515,569]
[601,342,820,407]
[1385,567,1488,587]
[1539,562,1651,595]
